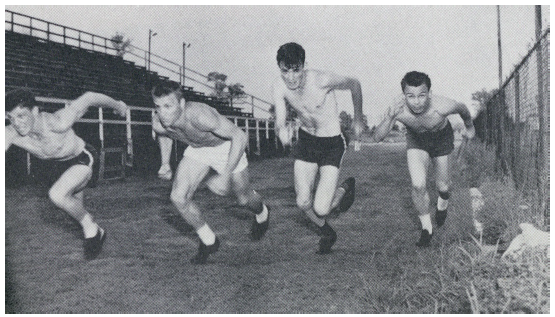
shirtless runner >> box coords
[372,71,475,247]
[5,89,128,260]
[273,42,363,254]
[151,81,270,264]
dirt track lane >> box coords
[5,144,474,313]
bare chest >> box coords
[165,124,220,147]
[285,88,332,116]
[18,130,81,160]
[399,111,447,133]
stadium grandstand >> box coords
[5,9,287,186]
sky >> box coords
[4,5,550,124]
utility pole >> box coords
[148,29,157,71]
[497,5,503,90]
[183,42,191,85]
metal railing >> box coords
[5,9,275,118]
[27,97,292,179]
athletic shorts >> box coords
[183,141,248,174]
[292,128,347,168]
[55,143,100,188]
[406,120,454,158]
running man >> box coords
[372,71,475,247]
[5,89,128,260]
[152,81,270,264]
[273,42,363,254]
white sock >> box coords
[197,224,216,245]
[470,188,484,233]
[437,197,449,211]
[81,214,99,239]
[255,204,269,223]
[419,214,433,234]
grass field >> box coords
[5,142,548,313]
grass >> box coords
[357,138,549,313]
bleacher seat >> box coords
[5,30,250,117]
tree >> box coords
[339,111,353,134]
[228,83,246,98]
[207,72,228,98]
[110,32,132,57]
[361,114,370,133]
[472,88,498,111]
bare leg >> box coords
[294,160,322,227]
[49,165,94,234]
[312,165,340,217]
[170,156,219,264]
[407,149,434,247]
[407,149,431,217]
[158,136,173,180]
[433,155,450,226]
[231,168,264,213]
[49,164,106,259]
[170,156,211,230]
[230,168,269,240]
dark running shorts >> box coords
[406,120,455,158]
[55,143,100,188]
[292,128,347,168]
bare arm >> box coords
[455,101,473,128]
[193,106,248,175]
[435,95,475,138]
[5,125,17,151]
[322,73,364,136]
[272,80,291,146]
[151,113,173,174]
[50,92,127,132]
[371,97,404,143]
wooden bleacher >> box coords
[5,30,250,117]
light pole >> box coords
[182,42,191,85]
[148,29,157,71]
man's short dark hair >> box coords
[151,81,183,100]
[401,71,432,92]
[277,42,305,68]
[6,88,36,112]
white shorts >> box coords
[183,141,248,174]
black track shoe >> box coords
[190,237,220,265]
[416,229,433,248]
[331,177,356,214]
[316,223,337,255]
[250,206,270,241]
[84,227,106,260]
[435,209,448,227]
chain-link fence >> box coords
[474,28,550,224]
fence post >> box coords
[495,91,505,175]
[255,119,260,155]
[513,73,521,189]
[99,107,104,150]
[535,29,547,225]
[126,107,133,167]
[245,119,250,154]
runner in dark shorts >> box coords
[6,89,128,260]
[405,121,455,158]
[273,42,361,254]
[371,71,475,247]
[292,128,347,168]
